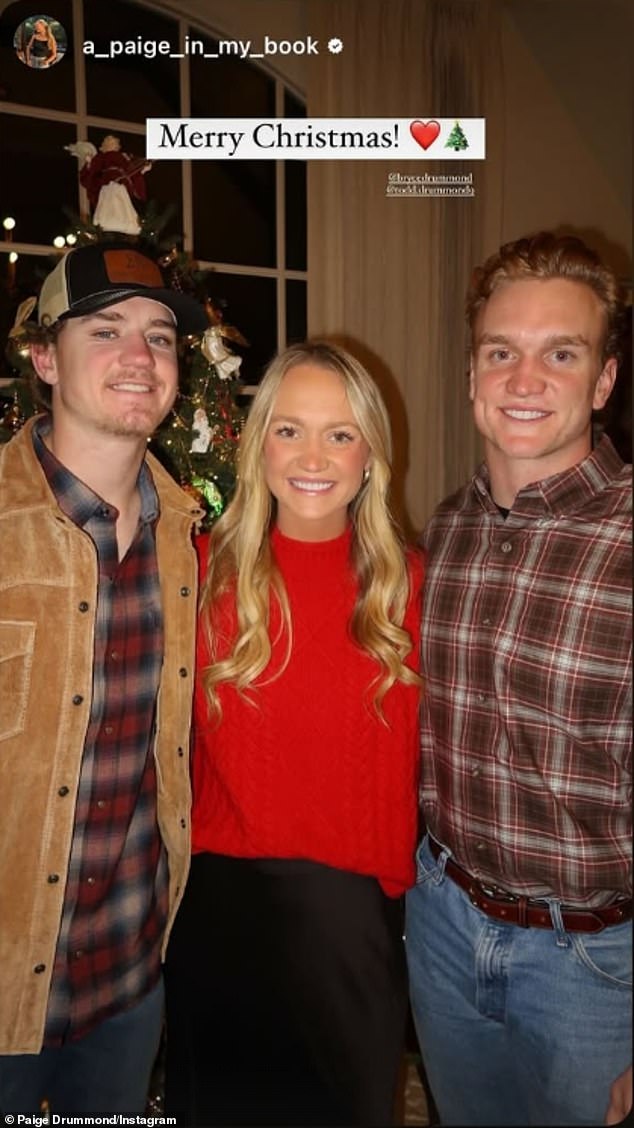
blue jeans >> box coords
[405,835,632,1126]
[0,979,164,1116]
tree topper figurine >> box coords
[65,134,152,235]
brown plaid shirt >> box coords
[33,420,168,1043]
[420,436,632,908]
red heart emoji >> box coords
[409,119,441,150]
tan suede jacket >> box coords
[0,417,202,1054]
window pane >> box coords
[0,252,53,377]
[189,31,276,267]
[84,0,180,121]
[0,0,75,112]
[192,161,276,267]
[207,273,277,385]
[144,159,183,245]
[0,114,78,244]
[284,161,306,271]
[286,280,307,345]
[190,32,275,119]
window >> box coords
[0,0,307,386]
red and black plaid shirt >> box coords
[34,420,167,1044]
[420,436,631,908]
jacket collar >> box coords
[1,414,203,524]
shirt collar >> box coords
[33,416,159,528]
[472,435,626,520]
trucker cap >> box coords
[37,242,208,334]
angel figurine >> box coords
[201,325,243,379]
[65,135,151,235]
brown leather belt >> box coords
[428,837,632,934]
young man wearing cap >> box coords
[405,232,631,1126]
[0,243,207,1115]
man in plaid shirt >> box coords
[405,232,631,1126]
[0,243,206,1114]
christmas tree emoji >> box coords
[445,121,469,152]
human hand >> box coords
[605,1065,632,1125]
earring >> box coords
[363,467,370,483]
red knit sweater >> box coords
[191,526,423,895]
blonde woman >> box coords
[26,18,57,67]
[165,341,424,1126]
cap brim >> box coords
[62,286,208,335]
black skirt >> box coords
[164,852,407,1126]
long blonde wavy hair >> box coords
[200,340,422,719]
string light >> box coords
[4,220,17,286]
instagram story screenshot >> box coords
[0,1,631,1126]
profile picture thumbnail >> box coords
[14,14,67,69]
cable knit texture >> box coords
[192,527,423,895]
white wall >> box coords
[162,0,632,276]
[494,0,631,277]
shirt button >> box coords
[96,799,106,809]
[47,874,60,883]
[179,668,188,678]
[475,841,486,851]
[72,694,84,705]
[500,541,513,554]
[34,964,46,974]
[86,876,96,886]
[58,786,69,797]
[180,586,191,597]
[472,766,481,777]
[104,725,114,736]
[73,950,84,960]
[477,693,487,703]
[78,601,89,612]
[110,650,119,661]
[482,617,491,626]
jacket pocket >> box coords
[0,620,36,741]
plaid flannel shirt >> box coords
[34,420,167,1043]
[420,436,632,908]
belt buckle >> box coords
[479,881,519,903]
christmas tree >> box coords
[150,257,247,523]
[445,121,469,152]
[1,136,247,526]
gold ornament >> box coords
[1,392,25,434]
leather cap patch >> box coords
[103,248,164,288]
